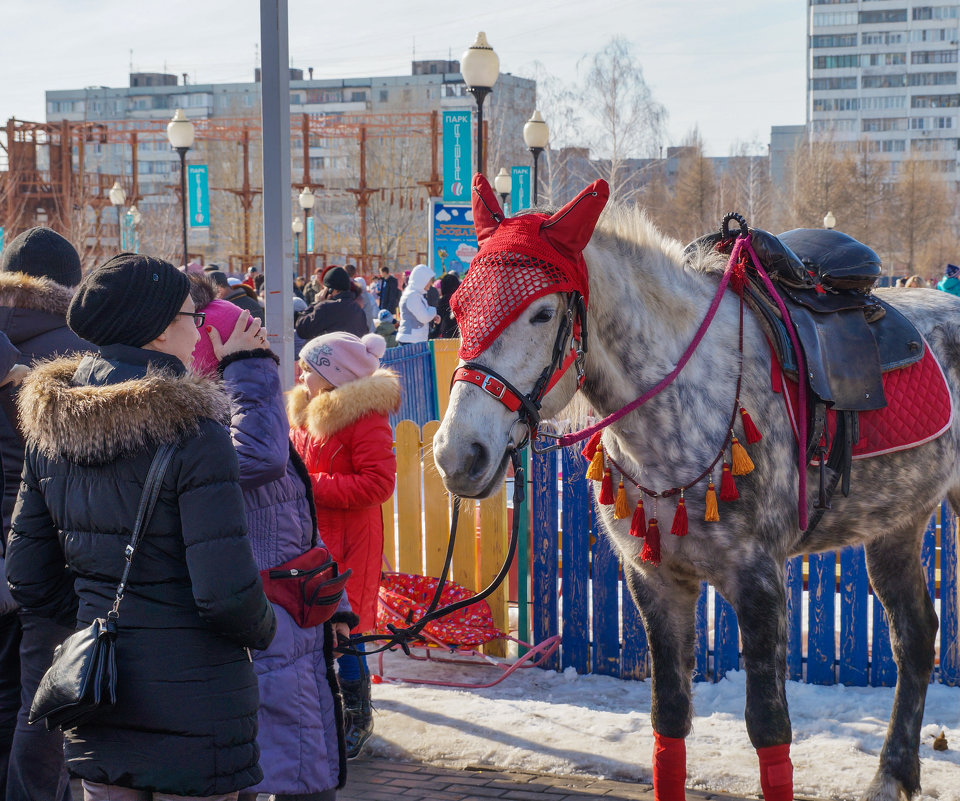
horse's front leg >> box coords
[727,551,793,801]
[623,561,699,801]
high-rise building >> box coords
[807,1,960,179]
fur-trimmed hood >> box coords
[0,272,74,317]
[18,355,230,464]
[287,368,401,438]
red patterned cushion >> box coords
[776,341,953,460]
[377,572,504,647]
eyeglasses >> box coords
[178,311,206,329]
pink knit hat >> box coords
[300,332,386,387]
[191,298,245,376]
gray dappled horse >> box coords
[432,174,960,801]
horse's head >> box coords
[433,174,608,498]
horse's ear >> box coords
[472,173,504,245]
[541,179,609,259]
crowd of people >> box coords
[0,228,454,800]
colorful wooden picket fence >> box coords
[378,340,960,687]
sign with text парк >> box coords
[428,199,477,278]
[187,164,210,228]
[511,166,531,215]
[442,110,472,202]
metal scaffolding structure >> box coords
[0,110,445,272]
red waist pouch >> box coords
[260,546,352,628]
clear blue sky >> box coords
[2,0,806,157]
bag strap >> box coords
[107,442,177,621]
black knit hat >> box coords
[0,227,82,287]
[322,265,351,292]
[67,253,191,347]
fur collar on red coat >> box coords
[287,368,401,439]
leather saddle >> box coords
[685,218,925,527]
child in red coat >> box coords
[287,331,400,759]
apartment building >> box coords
[808,1,960,178]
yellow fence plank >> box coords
[394,420,423,575]
[431,338,461,420]
[453,497,477,592]
[479,485,509,657]
[421,421,450,579]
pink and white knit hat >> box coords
[300,332,386,387]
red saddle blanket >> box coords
[774,340,953,461]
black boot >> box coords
[339,675,373,759]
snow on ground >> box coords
[366,650,960,801]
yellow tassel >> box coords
[731,436,755,476]
[586,443,605,481]
[704,480,720,522]
[614,481,630,519]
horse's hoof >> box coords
[862,773,907,801]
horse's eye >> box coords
[531,308,554,324]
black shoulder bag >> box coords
[29,442,177,731]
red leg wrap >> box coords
[653,732,686,801]
[757,744,793,801]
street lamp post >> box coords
[823,211,836,230]
[494,167,512,212]
[292,216,303,269]
[108,181,126,250]
[166,109,195,267]
[298,186,315,276]
[460,32,499,177]
[523,110,549,206]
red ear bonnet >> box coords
[451,177,609,360]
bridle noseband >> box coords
[452,292,588,450]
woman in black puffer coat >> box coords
[5,254,276,800]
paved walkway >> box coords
[72,757,824,800]
[339,757,815,801]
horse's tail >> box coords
[945,490,960,667]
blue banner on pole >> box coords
[306,216,314,253]
[187,165,210,228]
[0,227,4,253]
[442,110,472,202]
[428,199,477,277]
[511,166,531,214]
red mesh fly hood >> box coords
[451,174,609,360]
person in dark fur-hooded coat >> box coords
[4,254,276,799]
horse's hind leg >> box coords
[727,552,793,801]
[623,562,699,801]
[862,518,939,801]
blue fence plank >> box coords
[941,504,959,685]
[561,446,590,674]
[591,530,621,677]
[382,342,437,427]
[871,595,896,687]
[838,546,868,687]
[922,515,937,602]
[714,592,739,680]
[531,449,560,672]
[785,556,803,681]
[808,552,836,685]
[621,567,648,680]
[695,583,709,682]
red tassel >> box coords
[599,468,615,504]
[640,518,661,565]
[582,430,603,461]
[670,496,688,536]
[629,498,646,537]
[740,407,762,444]
[719,462,739,502]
